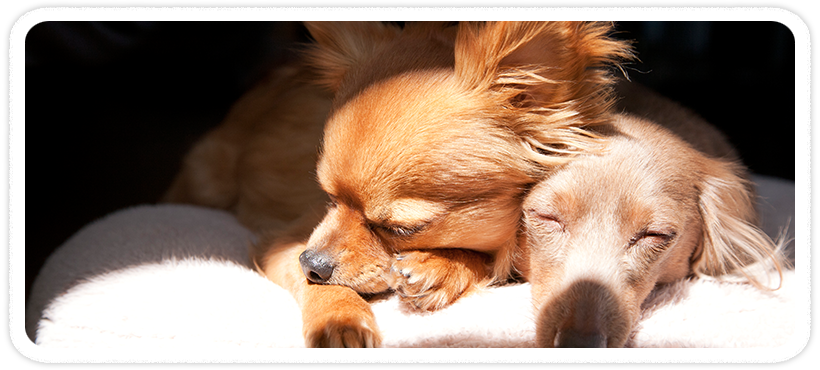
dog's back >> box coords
[162,66,332,232]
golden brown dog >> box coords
[520,81,785,348]
[164,21,633,347]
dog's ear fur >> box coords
[304,21,632,116]
[455,22,633,125]
[302,22,634,166]
[454,21,634,162]
[302,21,402,93]
[693,158,784,290]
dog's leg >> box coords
[390,249,491,311]
[300,282,382,347]
[255,215,382,348]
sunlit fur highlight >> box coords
[454,21,635,165]
[694,172,786,290]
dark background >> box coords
[24,21,796,303]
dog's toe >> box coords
[305,318,381,348]
[389,249,489,311]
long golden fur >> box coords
[520,81,785,348]
[164,21,633,347]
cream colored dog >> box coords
[520,81,785,347]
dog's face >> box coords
[522,115,777,347]
[297,21,633,294]
[305,72,531,293]
[523,118,702,347]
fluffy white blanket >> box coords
[24,175,801,355]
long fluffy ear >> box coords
[693,159,785,290]
[454,21,634,161]
[302,21,401,92]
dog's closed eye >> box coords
[525,208,564,233]
[370,222,426,238]
[628,228,676,250]
[366,199,446,239]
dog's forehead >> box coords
[326,70,477,133]
[525,137,695,223]
[317,73,530,205]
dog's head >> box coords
[297,21,633,294]
[522,115,783,347]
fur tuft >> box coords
[455,21,634,165]
[694,162,785,290]
[302,21,401,93]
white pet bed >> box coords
[25,175,799,353]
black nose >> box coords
[299,249,335,284]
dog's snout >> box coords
[536,278,630,348]
[299,249,335,284]
[555,330,607,348]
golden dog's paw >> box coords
[301,285,383,348]
[303,313,382,348]
[389,249,490,311]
